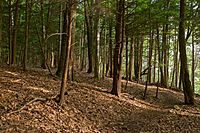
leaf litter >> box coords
[0,66,200,133]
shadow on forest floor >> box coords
[0,66,200,132]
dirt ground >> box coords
[0,66,200,133]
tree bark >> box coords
[134,37,139,81]
[8,0,12,65]
[156,25,165,86]
[80,23,85,71]
[40,0,47,69]
[23,0,29,71]
[109,20,113,78]
[94,0,100,79]
[125,36,128,80]
[69,1,77,81]
[161,25,168,87]
[84,0,93,73]
[56,4,68,77]
[179,0,194,104]
[0,0,2,62]
[111,0,125,96]
[147,30,154,83]
[129,37,134,81]
[59,0,76,105]
[11,0,20,65]
[191,32,195,92]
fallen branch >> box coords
[6,95,57,115]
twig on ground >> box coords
[6,95,57,115]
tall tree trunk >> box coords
[129,37,134,81]
[11,0,20,65]
[80,23,85,71]
[69,1,77,81]
[175,31,179,89]
[191,32,195,92]
[58,3,63,63]
[153,36,157,83]
[134,36,143,82]
[56,4,68,77]
[156,25,164,86]
[0,0,2,62]
[23,0,29,71]
[125,36,128,80]
[138,35,144,82]
[147,30,154,83]
[111,0,125,96]
[161,25,168,87]
[59,0,77,105]
[94,0,100,79]
[179,0,194,105]
[8,0,12,65]
[40,0,47,69]
[109,20,113,78]
[84,0,93,73]
[134,37,139,81]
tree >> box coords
[108,20,113,78]
[10,0,20,65]
[59,0,77,105]
[0,0,2,62]
[111,0,125,96]
[84,0,93,73]
[23,0,30,71]
[93,0,100,79]
[56,3,68,77]
[129,37,134,81]
[179,0,194,104]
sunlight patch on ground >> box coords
[11,79,21,83]
[1,89,18,94]
[27,86,50,93]
[125,97,162,111]
[4,71,18,76]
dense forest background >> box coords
[0,0,200,103]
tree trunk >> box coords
[161,25,168,87]
[0,0,2,62]
[84,0,93,73]
[109,20,113,78]
[147,30,154,83]
[179,0,194,105]
[59,0,76,105]
[129,37,134,81]
[191,32,195,92]
[11,0,20,65]
[153,36,157,83]
[40,0,47,69]
[171,26,177,87]
[56,4,68,77]
[80,24,85,71]
[8,0,12,65]
[69,2,77,81]
[111,0,125,96]
[23,0,29,71]
[134,37,139,81]
[58,3,63,64]
[138,35,144,82]
[156,25,164,86]
[94,0,100,79]
[125,36,129,80]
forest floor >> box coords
[0,66,200,133]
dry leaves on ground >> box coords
[0,66,200,133]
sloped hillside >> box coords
[0,67,200,133]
